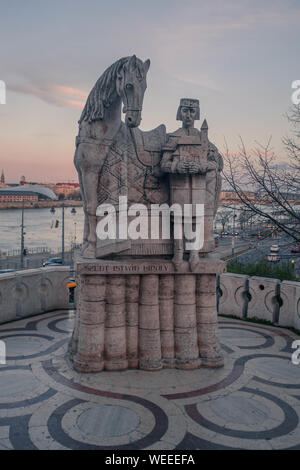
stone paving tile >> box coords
[0,310,299,450]
[0,438,14,450]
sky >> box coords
[0,0,299,183]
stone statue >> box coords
[75,55,146,258]
[70,57,226,373]
[74,55,169,259]
[161,98,223,270]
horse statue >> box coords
[74,55,168,258]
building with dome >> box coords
[0,185,57,203]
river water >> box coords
[0,203,297,256]
[0,207,84,255]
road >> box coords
[218,231,300,273]
[0,251,74,271]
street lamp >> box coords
[61,203,65,265]
[232,212,237,257]
[71,208,77,274]
[74,221,77,246]
[20,198,25,269]
[52,204,65,264]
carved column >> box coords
[105,275,128,370]
[126,275,140,368]
[196,274,223,367]
[159,275,175,368]
[139,275,162,371]
[174,274,200,369]
[73,275,106,372]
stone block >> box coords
[247,276,280,323]
[0,267,70,325]
[278,280,300,330]
[218,273,249,318]
[41,266,70,311]
[15,269,43,317]
[0,273,16,323]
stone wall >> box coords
[1,266,299,335]
[0,267,70,324]
[218,273,300,331]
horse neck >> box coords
[80,95,122,141]
[103,96,122,137]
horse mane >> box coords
[79,57,129,123]
[79,56,146,124]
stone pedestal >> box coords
[69,257,226,372]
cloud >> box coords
[153,2,300,92]
[8,82,87,109]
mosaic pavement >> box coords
[0,310,300,450]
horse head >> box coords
[116,55,150,128]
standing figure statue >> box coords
[161,98,223,271]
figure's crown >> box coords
[179,98,199,108]
[176,98,200,120]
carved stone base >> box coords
[69,257,226,372]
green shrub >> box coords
[227,259,299,281]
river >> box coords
[0,207,84,255]
[0,203,297,256]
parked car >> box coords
[270,245,279,252]
[42,257,63,267]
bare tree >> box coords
[222,105,300,243]
[283,104,300,170]
[238,208,254,231]
[216,210,232,232]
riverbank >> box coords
[0,200,83,210]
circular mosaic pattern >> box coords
[220,328,269,348]
[0,371,41,398]
[77,405,140,437]
[0,311,299,450]
[2,334,52,357]
[201,392,272,426]
[249,356,300,382]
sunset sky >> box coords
[0,0,299,183]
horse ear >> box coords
[144,59,150,73]
[128,54,137,71]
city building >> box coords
[0,185,57,203]
[18,177,80,199]
[55,183,80,198]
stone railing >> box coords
[1,267,299,333]
[217,272,300,331]
[0,266,70,324]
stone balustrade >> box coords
[218,273,300,330]
[0,267,70,324]
[1,267,299,334]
